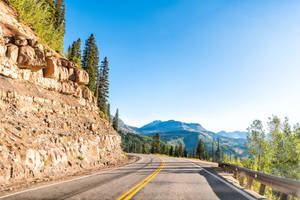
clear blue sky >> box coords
[64,0,300,132]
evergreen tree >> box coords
[142,143,147,154]
[183,147,187,157]
[215,138,221,162]
[210,142,214,161]
[82,34,99,92]
[97,57,109,115]
[112,109,119,132]
[174,146,179,157]
[169,146,174,156]
[178,142,183,157]
[68,38,82,67]
[54,0,65,28]
[151,134,160,154]
[137,142,142,153]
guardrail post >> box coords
[246,177,253,189]
[259,184,266,195]
[280,193,288,200]
[239,174,245,186]
[233,170,238,179]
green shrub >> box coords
[6,0,65,53]
[78,155,84,161]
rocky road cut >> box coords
[0,154,258,200]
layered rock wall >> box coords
[0,2,124,187]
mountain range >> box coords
[119,119,249,157]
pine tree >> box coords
[68,38,82,67]
[178,142,183,157]
[215,138,221,162]
[183,147,187,157]
[137,142,142,153]
[174,146,179,157]
[97,57,109,115]
[142,143,147,154]
[82,34,99,92]
[54,0,65,28]
[210,142,214,161]
[169,146,174,156]
[151,134,160,154]
[112,109,119,132]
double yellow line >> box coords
[116,157,165,200]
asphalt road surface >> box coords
[0,154,257,200]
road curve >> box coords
[0,154,257,200]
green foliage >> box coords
[7,0,65,53]
[226,116,300,199]
[106,103,111,123]
[82,33,99,92]
[151,133,160,154]
[193,139,208,160]
[215,138,221,162]
[112,109,119,132]
[67,38,82,67]
[78,156,84,161]
[119,131,171,156]
[99,110,106,119]
[97,57,109,114]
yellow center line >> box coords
[116,157,165,200]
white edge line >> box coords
[191,162,257,200]
[0,155,144,199]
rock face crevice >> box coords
[0,2,124,187]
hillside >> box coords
[129,120,248,157]
[0,1,124,187]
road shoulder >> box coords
[0,155,139,198]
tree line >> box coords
[123,133,227,162]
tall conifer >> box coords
[82,34,99,92]
[97,57,109,115]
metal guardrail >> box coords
[219,163,300,200]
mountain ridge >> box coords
[119,119,248,157]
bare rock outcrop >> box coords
[0,1,124,189]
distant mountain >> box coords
[216,131,248,139]
[138,120,206,134]
[118,119,248,157]
[115,117,139,134]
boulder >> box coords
[0,38,6,57]
[6,44,18,63]
[68,67,76,81]
[82,87,92,101]
[60,58,69,68]
[44,49,54,58]
[3,37,13,44]
[43,57,58,79]
[28,39,37,47]
[61,81,76,95]
[58,66,68,81]
[14,36,28,46]
[75,68,89,85]
[43,57,69,81]
[17,45,46,72]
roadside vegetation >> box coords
[5,0,114,122]
[4,0,66,53]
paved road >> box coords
[0,154,257,200]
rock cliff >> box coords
[0,2,124,187]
